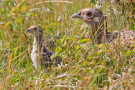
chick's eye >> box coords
[34,28,36,30]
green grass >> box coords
[0,0,135,89]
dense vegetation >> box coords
[0,0,135,89]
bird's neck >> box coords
[33,36,43,52]
[88,17,108,43]
[31,35,49,70]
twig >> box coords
[30,1,73,7]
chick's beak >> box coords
[71,12,82,19]
[25,29,30,33]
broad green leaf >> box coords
[78,38,90,44]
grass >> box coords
[0,0,135,89]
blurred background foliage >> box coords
[0,0,135,89]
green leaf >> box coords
[61,35,66,43]
[95,44,105,48]
[0,29,5,41]
[55,46,62,52]
[126,50,131,55]
[30,13,38,17]
[68,36,76,41]
[91,0,96,4]
[78,38,90,44]
[3,21,11,29]
[50,23,60,26]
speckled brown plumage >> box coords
[25,25,61,69]
[72,8,135,48]
[45,33,60,51]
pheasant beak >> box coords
[71,12,82,19]
[25,29,30,33]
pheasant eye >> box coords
[87,11,92,17]
[86,11,93,19]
